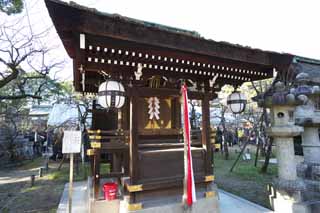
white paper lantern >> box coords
[227,92,247,114]
[98,80,125,108]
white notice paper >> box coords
[62,131,82,154]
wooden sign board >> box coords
[62,131,82,154]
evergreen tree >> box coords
[0,0,23,15]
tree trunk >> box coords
[254,137,260,167]
[221,107,229,160]
[261,137,273,173]
[223,135,229,160]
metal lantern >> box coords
[227,91,247,114]
[98,80,125,108]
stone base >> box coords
[268,180,308,213]
[91,199,119,213]
[297,162,320,213]
[272,190,309,213]
[88,178,220,213]
[120,194,220,213]
[297,162,320,182]
[90,195,219,213]
[89,190,220,213]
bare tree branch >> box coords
[0,17,64,100]
[0,94,41,100]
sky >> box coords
[2,0,320,81]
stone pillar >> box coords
[276,137,297,180]
[301,127,320,164]
[267,112,305,213]
[297,125,320,213]
[267,124,303,182]
[267,104,303,182]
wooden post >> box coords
[202,94,213,175]
[93,149,101,199]
[69,153,74,213]
[112,153,121,173]
[118,108,122,130]
[129,93,139,203]
[30,175,35,187]
[129,94,139,184]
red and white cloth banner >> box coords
[181,84,196,206]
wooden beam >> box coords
[82,37,273,80]
[84,35,269,74]
[124,87,217,100]
[124,174,211,192]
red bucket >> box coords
[103,182,118,200]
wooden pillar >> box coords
[122,97,130,131]
[118,108,122,130]
[93,148,101,199]
[91,100,97,129]
[129,93,139,184]
[202,94,213,175]
[129,92,139,203]
[89,154,94,176]
[173,98,181,129]
[112,152,121,173]
[74,33,86,92]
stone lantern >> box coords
[266,81,304,181]
[292,72,320,213]
[257,81,305,213]
[293,72,320,163]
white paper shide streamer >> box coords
[148,97,160,120]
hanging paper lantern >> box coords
[98,80,125,108]
[227,91,247,114]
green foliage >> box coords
[0,0,23,15]
[18,157,44,170]
[0,72,61,107]
[45,162,110,182]
[214,150,277,208]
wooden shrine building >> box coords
[45,0,299,211]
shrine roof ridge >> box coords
[46,0,288,58]
[51,0,201,38]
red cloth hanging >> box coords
[181,84,196,206]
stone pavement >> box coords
[58,182,274,213]
[219,190,273,213]
[57,181,88,213]
[0,168,39,184]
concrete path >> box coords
[57,181,88,213]
[0,168,39,184]
[219,190,273,213]
[258,158,278,165]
